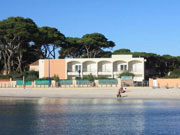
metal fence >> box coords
[35,80,51,85]
[76,80,91,85]
[59,80,73,85]
[16,80,32,85]
[99,79,118,85]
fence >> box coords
[59,80,73,87]
[16,80,32,85]
[99,79,118,85]
[98,79,118,87]
[35,80,51,85]
[59,80,73,85]
[0,79,122,88]
[76,80,91,87]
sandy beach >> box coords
[0,87,180,100]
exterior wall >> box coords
[43,59,66,79]
[149,78,180,88]
[30,65,39,71]
[83,61,96,72]
[39,60,45,78]
[149,78,153,87]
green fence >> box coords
[76,80,91,85]
[16,80,32,85]
[59,80,73,85]
[35,80,51,85]
[99,79,118,85]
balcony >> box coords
[83,72,96,75]
[98,71,112,75]
[128,70,143,75]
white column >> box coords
[96,62,98,77]
[111,62,114,78]
[143,59,145,81]
[126,61,129,72]
[81,62,83,78]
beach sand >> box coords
[0,87,180,100]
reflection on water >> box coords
[0,98,180,135]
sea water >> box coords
[0,98,180,135]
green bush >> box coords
[95,75,108,79]
[163,69,180,78]
[25,75,38,81]
[8,71,22,80]
[83,74,95,82]
[38,77,53,80]
[0,74,11,79]
[53,75,60,82]
[118,72,135,78]
[0,70,39,80]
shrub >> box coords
[83,74,95,82]
[38,77,53,80]
[96,75,108,79]
[9,71,22,80]
[0,74,10,79]
[53,75,60,82]
[25,75,38,81]
[0,70,39,80]
[163,69,180,78]
[118,72,135,78]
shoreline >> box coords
[0,87,180,100]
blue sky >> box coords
[0,0,180,56]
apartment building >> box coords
[31,55,145,82]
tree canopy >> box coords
[59,33,115,58]
[81,33,115,58]
[0,17,38,73]
[36,26,65,59]
[59,37,84,58]
[113,49,131,54]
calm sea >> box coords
[0,97,180,135]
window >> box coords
[75,65,81,72]
[120,65,127,71]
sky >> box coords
[0,0,180,56]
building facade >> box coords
[34,55,145,82]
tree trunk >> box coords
[84,45,90,58]
[16,50,23,73]
[2,52,8,74]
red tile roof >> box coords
[30,60,39,66]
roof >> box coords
[30,60,39,66]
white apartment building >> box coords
[66,55,145,81]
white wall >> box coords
[39,60,44,78]
[113,61,127,72]
[67,61,81,72]
[134,75,143,81]
[129,61,143,72]
[66,56,145,81]
[83,62,96,72]
[98,61,112,72]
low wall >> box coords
[121,79,134,86]
[149,78,180,88]
[0,79,123,88]
[0,78,11,82]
